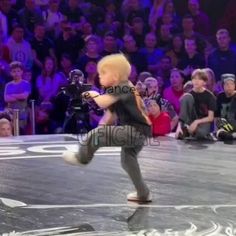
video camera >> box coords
[61,69,92,113]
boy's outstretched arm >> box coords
[83,91,119,109]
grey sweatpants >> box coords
[179,93,211,139]
[77,125,150,198]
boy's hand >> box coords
[188,120,199,134]
[82,91,100,99]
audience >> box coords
[0,0,235,143]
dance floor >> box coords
[0,134,235,235]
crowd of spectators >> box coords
[0,0,235,141]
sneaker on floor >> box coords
[127,192,152,203]
[62,151,81,166]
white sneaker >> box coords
[62,151,81,165]
[127,192,152,203]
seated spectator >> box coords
[0,118,12,137]
[96,13,120,37]
[215,74,236,141]
[143,77,178,131]
[176,69,216,140]
[77,35,101,73]
[130,16,148,48]
[181,14,206,54]
[0,0,19,42]
[163,68,184,114]
[4,61,31,134]
[204,68,222,95]
[157,24,172,51]
[58,53,75,80]
[178,37,205,81]
[36,56,66,104]
[101,31,119,56]
[30,23,56,74]
[208,29,236,82]
[140,32,164,74]
[188,0,211,36]
[146,99,171,136]
[7,24,34,70]
[42,0,66,39]
[165,34,185,67]
[162,0,181,30]
[137,71,152,83]
[122,34,148,73]
[61,0,83,24]
[148,0,165,32]
[55,20,85,64]
[18,0,43,40]
[156,55,173,88]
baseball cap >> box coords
[221,74,235,83]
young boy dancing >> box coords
[63,54,152,203]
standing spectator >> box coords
[7,24,34,70]
[4,61,31,134]
[163,68,184,114]
[176,69,216,140]
[18,0,43,40]
[208,29,236,82]
[188,0,211,36]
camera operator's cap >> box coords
[221,73,235,84]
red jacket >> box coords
[149,112,171,136]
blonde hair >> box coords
[0,118,11,127]
[97,54,131,81]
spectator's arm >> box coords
[14,92,30,100]
[196,110,214,124]
[4,94,17,103]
